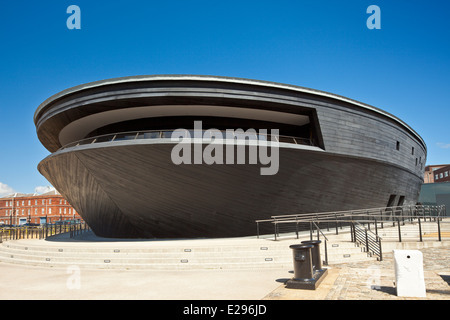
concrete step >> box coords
[0,231,382,270]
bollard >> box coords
[290,244,314,281]
[301,240,323,272]
[394,250,426,297]
[286,243,328,290]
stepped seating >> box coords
[0,230,380,270]
[0,233,294,270]
[2,219,447,270]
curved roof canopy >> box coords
[35,75,426,153]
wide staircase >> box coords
[0,228,388,270]
[0,205,448,270]
[0,229,396,270]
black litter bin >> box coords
[289,244,314,281]
[301,240,322,272]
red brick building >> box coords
[0,190,82,226]
[434,165,450,183]
[424,164,450,183]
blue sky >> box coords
[0,0,449,195]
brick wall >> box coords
[0,194,82,225]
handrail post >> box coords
[365,230,369,253]
[350,222,354,242]
[378,236,383,261]
[418,217,422,242]
[256,222,260,239]
[437,216,441,241]
[274,222,277,241]
[397,218,402,242]
[380,209,384,229]
[335,213,338,235]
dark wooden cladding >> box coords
[39,142,422,238]
[35,75,426,238]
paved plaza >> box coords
[0,236,448,301]
[266,245,450,300]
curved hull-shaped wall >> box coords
[35,75,426,238]
[38,142,422,238]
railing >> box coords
[312,221,329,266]
[255,205,447,262]
[0,221,90,243]
[59,129,317,151]
[256,205,446,238]
[351,221,382,261]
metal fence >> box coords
[351,221,383,261]
[60,129,316,150]
[255,205,448,262]
[0,221,90,243]
[256,205,446,239]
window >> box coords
[396,141,400,150]
[436,174,439,180]
[49,199,52,204]
[387,194,397,207]
[412,147,415,155]
[445,171,449,177]
[28,200,31,205]
[440,173,444,178]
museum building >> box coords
[34,75,427,238]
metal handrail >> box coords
[312,221,329,265]
[352,221,383,261]
[0,221,89,243]
[256,205,447,247]
[268,204,446,221]
[59,129,317,151]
